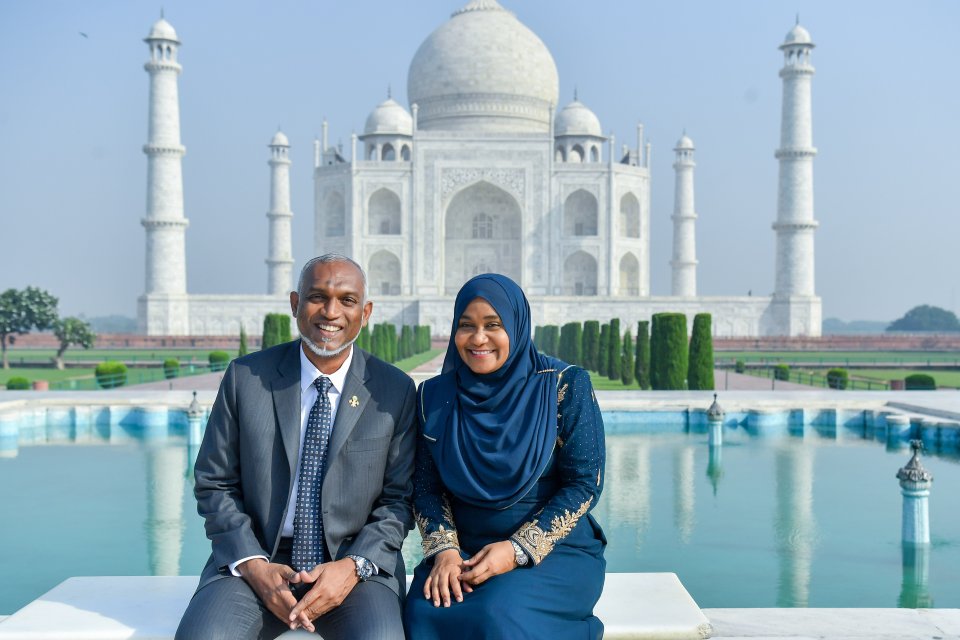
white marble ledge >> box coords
[0,573,711,640]
[705,607,960,639]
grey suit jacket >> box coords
[193,340,417,597]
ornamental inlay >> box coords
[441,168,525,202]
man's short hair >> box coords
[297,254,368,301]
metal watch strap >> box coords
[509,540,528,566]
[347,554,374,581]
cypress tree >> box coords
[607,318,621,381]
[542,325,560,357]
[277,315,292,343]
[598,323,610,376]
[385,323,397,363]
[261,314,282,350]
[650,312,688,390]
[569,322,583,366]
[621,330,635,386]
[358,325,371,351]
[399,325,414,360]
[238,325,248,357]
[582,320,600,371]
[635,320,651,390]
[687,313,715,390]
[533,326,544,353]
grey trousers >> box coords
[175,573,404,640]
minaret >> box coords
[142,17,188,298]
[266,131,294,295]
[773,21,818,299]
[671,133,697,296]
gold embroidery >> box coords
[557,383,569,403]
[537,368,557,374]
[512,497,593,564]
[441,495,455,527]
[414,511,429,536]
[415,505,460,558]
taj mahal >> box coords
[137,0,821,337]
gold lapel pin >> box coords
[349,395,360,408]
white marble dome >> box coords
[363,98,413,136]
[407,0,559,133]
[783,23,812,47]
[270,131,289,147]
[146,18,179,42]
[555,100,602,137]
[675,134,694,150]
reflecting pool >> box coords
[1,418,958,614]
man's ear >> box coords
[362,300,373,327]
[290,291,299,316]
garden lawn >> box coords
[843,368,960,389]
[1,367,96,386]
[394,349,443,373]
[716,350,960,366]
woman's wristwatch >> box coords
[509,540,529,566]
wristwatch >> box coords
[509,540,529,567]
[347,554,374,582]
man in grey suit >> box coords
[176,254,416,639]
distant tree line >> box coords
[887,305,960,332]
[534,313,715,390]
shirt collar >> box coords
[299,342,354,395]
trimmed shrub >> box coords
[598,324,610,377]
[607,319,622,381]
[533,326,544,353]
[95,361,128,389]
[635,320,650,390]
[238,326,248,357]
[209,351,230,372]
[399,325,415,360]
[774,364,790,381]
[163,358,180,379]
[559,322,583,366]
[416,326,431,353]
[650,313,687,390]
[904,373,936,391]
[537,325,559,357]
[358,325,371,351]
[582,321,600,372]
[621,331,635,386]
[262,313,291,350]
[687,314,715,390]
[735,359,746,374]
[827,368,850,390]
[5,376,30,390]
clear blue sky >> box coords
[1,1,957,323]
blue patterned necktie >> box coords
[292,376,334,572]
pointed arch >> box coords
[368,250,401,296]
[619,253,639,296]
[620,192,641,238]
[444,181,522,294]
[564,189,598,236]
[368,188,401,235]
[563,251,598,296]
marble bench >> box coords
[0,573,711,639]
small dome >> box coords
[782,23,812,47]
[270,131,289,147]
[363,98,413,136]
[407,0,559,133]
[146,18,179,42]
[554,101,602,138]
[675,134,694,150]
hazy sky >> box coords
[1,1,957,323]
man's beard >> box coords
[300,325,361,359]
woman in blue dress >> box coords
[403,274,606,639]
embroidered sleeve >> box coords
[511,366,605,565]
[412,401,461,559]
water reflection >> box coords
[673,446,695,543]
[144,444,187,575]
[899,543,933,608]
[598,437,651,547]
[705,444,724,495]
[774,443,817,607]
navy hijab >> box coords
[420,274,560,510]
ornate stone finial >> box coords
[573,87,578,102]
[707,393,724,420]
[796,12,800,25]
[161,7,165,19]
[187,390,202,418]
[897,440,933,483]
[387,84,392,99]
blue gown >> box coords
[403,366,606,640]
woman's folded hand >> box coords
[425,549,467,607]
[460,541,516,587]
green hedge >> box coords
[827,368,849,390]
[559,322,583,366]
[905,373,936,390]
[262,313,292,350]
[581,321,600,372]
[607,318,622,381]
[635,320,650,390]
[209,351,230,372]
[5,376,30,390]
[735,359,746,374]
[650,313,687,390]
[95,361,128,389]
[163,358,180,379]
[597,324,610,376]
[687,313,714,390]
[774,364,790,381]
[621,330,635,386]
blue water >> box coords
[0,420,958,614]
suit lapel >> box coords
[272,341,302,478]
[326,348,371,465]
